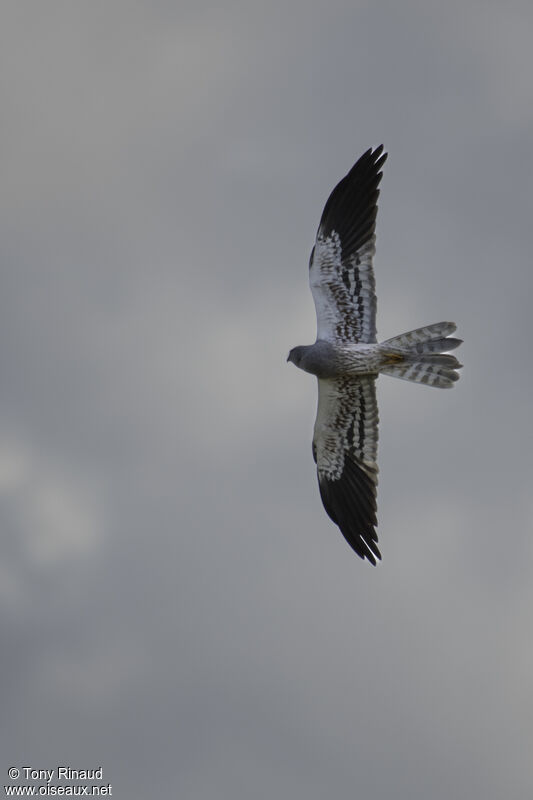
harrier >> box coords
[287,146,462,564]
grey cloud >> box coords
[1,2,533,798]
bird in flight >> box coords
[287,146,462,564]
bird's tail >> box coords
[379,322,463,388]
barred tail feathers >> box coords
[380,322,463,388]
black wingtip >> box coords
[318,455,381,565]
[374,145,388,172]
[364,145,388,178]
[317,145,388,261]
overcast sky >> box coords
[1,2,533,798]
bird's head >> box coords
[287,346,305,367]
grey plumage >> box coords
[288,147,462,563]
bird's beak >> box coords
[286,353,290,362]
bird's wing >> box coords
[309,146,387,345]
[312,375,380,564]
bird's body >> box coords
[287,146,462,564]
[288,341,384,379]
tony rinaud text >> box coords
[22,769,103,782]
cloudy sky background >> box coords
[1,2,533,797]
